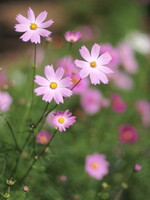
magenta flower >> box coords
[134,163,142,172]
[64,31,82,43]
[119,124,138,143]
[80,88,108,115]
[75,43,113,85]
[85,153,109,180]
[50,110,76,132]
[34,65,73,104]
[36,130,52,145]
[101,43,120,68]
[111,93,127,113]
[0,92,12,112]
[14,7,54,44]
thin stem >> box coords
[19,129,58,182]
[29,44,37,118]
[71,78,82,90]
[0,113,20,152]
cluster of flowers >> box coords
[0,7,145,182]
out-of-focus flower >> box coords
[125,31,150,55]
[80,88,109,115]
[50,110,76,132]
[36,130,52,145]
[0,92,12,112]
[75,43,113,85]
[118,42,138,74]
[119,124,138,143]
[76,25,99,41]
[111,70,134,91]
[64,31,82,43]
[101,43,120,68]
[59,175,67,182]
[134,163,142,172]
[15,7,54,44]
[136,100,150,127]
[71,73,89,94]
[85,153,109,180]
[34,65,73,104]
[57,56,77,76]
[23,186,29,192]
[111,93,127,113]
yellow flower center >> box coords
[90,61,97,68]
[92,162,98,169]
[58,117,65,124]
[72,77,79,85]
[124,131,132,140]
[40,136,47,144]
[70,37,76,42]
[50,82,57,89]
[30,23,38,30]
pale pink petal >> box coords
[28,7,35,22]
[36,11,47,24]
[97,52,112,65]
[91,43,100,60]
[20,31,32,42]
[97,70,108,84]
[34,75,49,86]
[54,92,64,104]
[30,32,41,44]
[79,46,91,62]
[90,71,100,85]
[34,87,49,95]
[16,14,29,24]
[59,88,72,97]
[38,29,51,37]
[40,20,54,28]
[99,66,113,74]
[74,59,89,69]
[60,77,72,87]
[79,68,90,78]
[44,65,55,81]
[55,68,64,80]
[14,24,28,32]
[42,92,53,102]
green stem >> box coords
[0,112,20,153]
[19,129,58,182]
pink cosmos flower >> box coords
[50,109,76,132]
[14,7,54,44]
[57,56,77,76]
[36,130,52,145]
[23,186,29,192]
[101,43,120,68]
[71,73,89,94]
[134,163,142,172]
[118,42,138,74]
[80,88,109,115]
[34,65,73,104]
[136,100,150,127]
[111,70,134,91]
[119,124,138,143]
[64,31,82,43]
[0,92,12,112]
[85,153,109,180]
[111,93,127,113]
[74,43,113,85]
[59,175,67,182]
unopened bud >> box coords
[3,193,10,199]
[23,186,29,192]
[121,182,128,189]
[6,179,15,185]
[134,163,142,172]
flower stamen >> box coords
[50,82,57,89]
[92,162,98,169]
[58,117,65,124]
[90,61,97,68]
[30,23,38,30]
